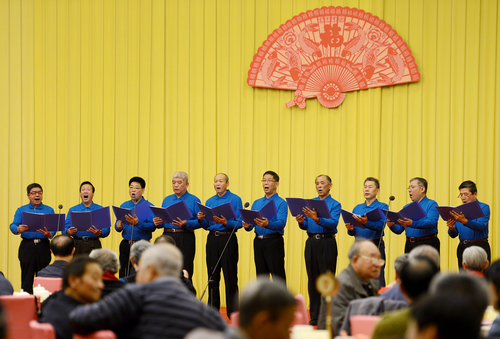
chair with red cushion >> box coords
[29,320,56,339]
[350,314,381,337]
[0,295,40,339]
[73,331,117,339]
[34,277,63,293]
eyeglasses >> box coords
[29,191,43,196]
[458,193,471,199]
[261,179,276,183]
[359,255,385,266]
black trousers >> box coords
[305,236,337,322]
[457,241,491,270]
[119,239,137,278]
[19,239,51,294]
[167,232,196,280]
[404,235,440,254]
[369,238,386,288]
[73,238,102,256]
[253,236,286,283]
[206,233,239,317]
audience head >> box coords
[89,248,120,274]
[154,234,176,245]
[394,253,409,281]
[130,240,153,267]
[137,244,183,283]
[50,235,75,259]
[62,256,104,304]
[484,260,500,310]
[348,239,384,282]
[409,245,440,268]
[238,277,296,339]
[399,256,439,302]
[462,246,488,272]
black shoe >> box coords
[309,319,317,326]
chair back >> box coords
[293,294,309,325]
[0,295,40,339]
[229,311,239,327]
[73,331,117,339]
[350,314,381,337]
[34,277,63,293]
[29,320,56,339]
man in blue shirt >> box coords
[10,183,55,293]
[153,171,202,280]
[243,171,288,282]
[64,181,110,255]
[296,174,340,326]
[115,177,155,277]
[197,173,243,318]
[447,180,490,269]
[388,177,440,253]
[345,177,388,287]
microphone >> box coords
[378,196,395,249]
[200,201,249,302]
[56,204,63,233]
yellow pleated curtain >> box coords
[1,0,499,308]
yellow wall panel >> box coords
[2,0,500,310]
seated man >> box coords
[318,239,383,337]
[379,254,409,302]
[0,272,13,296]
[462,245,489,277]
[485,260,500,338]
[89,248,125,297]
[69,244,227,339]
[124,240,152,283]
[37,235,75,278]
[185,277,297,339]
[38,256,104,339]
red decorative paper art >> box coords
[247,6,420,108]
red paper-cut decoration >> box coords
[247,6,421,108]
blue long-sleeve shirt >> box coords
[347,199,388,239]
[114,198,155,241]
[63,202,110,238]
[10,203,55,239]
[298,195,341,234]
[448,200,489,241]
[200,190,243,232]
[160,192,202,231]
[245,193,288,236]
[389,196,439,238]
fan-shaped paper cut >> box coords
[247,6,421,109]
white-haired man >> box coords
[70,244,226,339]
[153,172,202,280]
[89,248,125,298]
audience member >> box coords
[0,301,5,339]
[70,244,227,339]
[318,239,383,336]
[483,260,500,338]
[124,240,153,283]
[462,246,489,277]
[37,235,75,278]
[38,256,104,339]
[89,248,125,297]
[185,277,296,339]
[379,253,409,302]
[371,256,439,339]
[408,244,440,268]
[0,272,13,295]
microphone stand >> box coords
[377,196,395,250]
[126,198,138,277]
[199,203,248,302]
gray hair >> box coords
[347,238,370,262]
[394,253,409,276]
[139,243,183,277]
[215,173,229,182]
[172,171,189,183]
[130,240,153,265]
[409,245,440,268]
[463,246,488,271]
[89,248,120,273]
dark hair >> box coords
[399,256,439,300]
[263,171,279,182]
[154,234,176,245]
[80,181,95,193]
[410,177,428,194]
[129,176,146,189]
[458,180,477,194]
[50,235,75,257]
[364,177,380,189]
[411,293,486,339]
[238,277,296,329]
[27,183,42,194]
[485,260,500,309]
[0,301,5,339]
[62,256,100,290]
